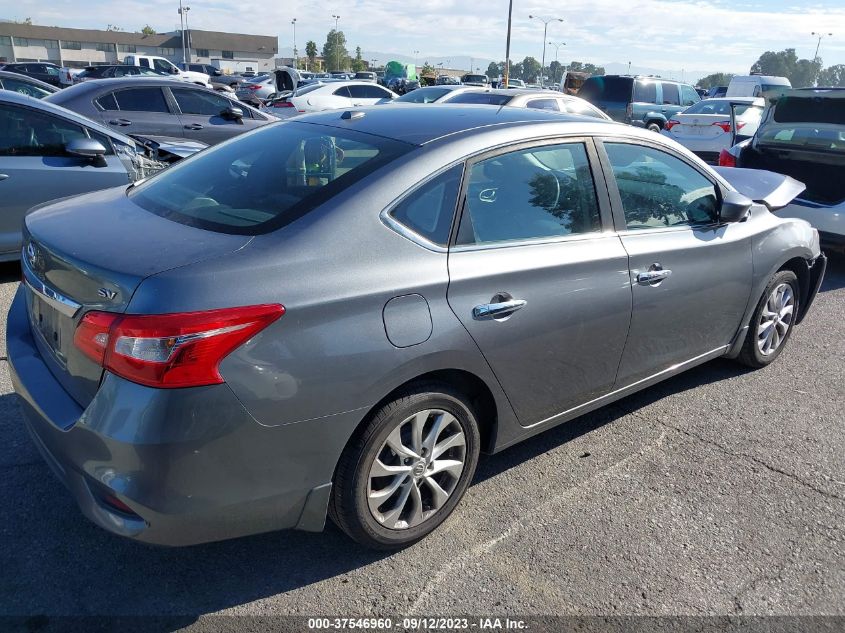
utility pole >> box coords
[529,15,563,87]
[291,18,297,69]
[332,14,341,71]
[503,0,513,88]
[548,41,565,86]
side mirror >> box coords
[66,138,108,167]
[720,190,753,223]
[222,105,244,122]
[213,69,223,76]
[170,67,180,74]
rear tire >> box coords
[646,121,662,133]
[737,270,799,368]
[329,383,481,550]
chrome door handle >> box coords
[0,174,9,181]
[108,119,132,126]
[184,124,204,130]
[473,299,527,319]
[636,269,672,284]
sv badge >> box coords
[97,288,118,301]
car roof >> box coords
[295,103,617,145]
[0,90,135,142]
[701,96,764,104]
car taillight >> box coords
[74,304,284,388]
[718,148,737,167]
[664,119,681,131]
[713,121,746,133]
[625,103,633,121]
[273,100,294,107]
[245,84,261,90]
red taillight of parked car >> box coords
[244,84,261,90]
[718,148,737,167]
[273,101,294,108]
[713,121,746,133]
[664,119,681,131]
[74,305,284,388]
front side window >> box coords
[448,92,511,106]
[604,142,719,230]
[389,164,462,246]
[172,87,231,116]
[110,87,170,113]
[0,104,86,156]
[129,122,412,234]
[153,58,173,73]
[457,142,601,245]
[560,99,607,119]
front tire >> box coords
[329,383,481,549]
[738,270,799,368]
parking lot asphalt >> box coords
[0,255,842,623]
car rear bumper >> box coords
[7,286,347,546]
[774,200,845,250]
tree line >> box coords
[698,48,844,88]
[485,59,605,84]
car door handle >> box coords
[108,118,132,126]
[184,124,204,130]
[473,299,527,319]
[0,174,9,181]
[636,269,672,284]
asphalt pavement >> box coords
[0,255,842,626]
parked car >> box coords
[0,62,67,87]
[74,65,170,82]
[0,70,59,99]
[8,105,825,550]
[460,74,489,87]
[726,75,791,99]
[661,97,765,164]
[235,74,280,106]
[444,89,612,120]
[503,78,525,88]
[435,75,461,85]
[392,85,482,103]
[0,91,203,261]
[45,78,274,145]
[720,88,845,252]
[354,71,377,82]
[178,63,243,90]
[272,81,397,118]
[579,75,700,131]
[123,55,210,87]
[705,86,728,99]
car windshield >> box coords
[396,88,451,103]
[579,76,632,103]
[448,92,511,105]
[683,101,762,116]
[129,122,413,234]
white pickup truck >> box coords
[123,55,211,87]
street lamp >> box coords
[547,41,565,87]
[178,1,191,63]
[811,31,833,60]
[332,14,341,71]
[291,18,297,70]
[504,0,513,88]
[413,50,419,67]
[529,14,563,87]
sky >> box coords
[7,0,845,78]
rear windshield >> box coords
[773,95,845,125]
[463,75,487,83]
[683,101,762,117]
[396,87,451,103]
[448,92,511,105]
[579,76,633,103]
[129,122,413,234]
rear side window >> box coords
[448,92,511,105]
[396,88,450,103]
[109,87,170,112]
[457,142,601,245]
[526,98,559,111]
[579,76,633,103]
[633,80,657,103]
[129,122,412,235]
[389,165,462,246]
[661,83,680,105]
[333,86,352,98]
[560,99,606,119]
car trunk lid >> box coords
[22,186,252,408]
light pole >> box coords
[504,0,513,88]
[183,5,191,61]
[529,14,563,87]
[178,0,186,63]
[178,1,191,63]
[547,41,565,86]
[812,31,833,60]
[291,18,297,69]
[332,14,341,71]
[413,50,419,68]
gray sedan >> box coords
[0,70,59,99]
[45,78,275,145]
[9,105,825,550]
[0,91,204,261]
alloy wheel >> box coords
[367,409,466,530]
[757,282,795,356]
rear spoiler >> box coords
[712,167,806,211]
